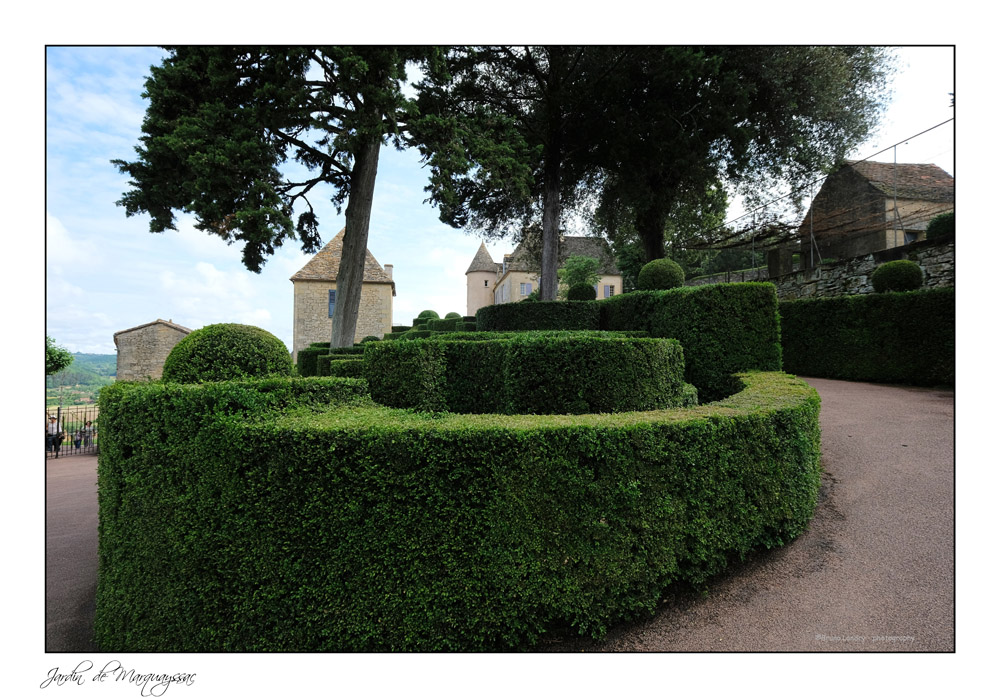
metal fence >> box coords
[46,404,99,458]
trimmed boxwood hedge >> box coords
[316,355,364,378]
[298,345,366,376]
[780,288,954,386]
[162,323,293,383]
[600,283,782,402]
[477,300,600,332]
[364,333,693,414]
[95,371,820,652]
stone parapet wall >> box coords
[770,240,954,300]
[683,239,954,301]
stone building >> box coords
[113,318,192,381]
[290,228,395,357]
[795,160,954,270]
[465,236,623,316]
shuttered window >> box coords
[328,289,337,317]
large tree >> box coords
[411,46,629,300]
[590,46,894,263]
[114,46,427,347]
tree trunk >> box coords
[539,47,564,302]
[637,201,669,263]
[331,134,381,347]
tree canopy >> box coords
[589,46,894,262]
[46,336,74,376]
[411,46,631,300]
[413,46,893,283]
[114,46,431,346]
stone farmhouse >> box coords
[114,318,192,381]
[291,228,395,357]
[796,160,954,269]
[466,236,623,317]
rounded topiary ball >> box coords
[417,310,440,320]
[871,260,923,293]
[567,283,597,300]
[637,258,685,290]
[162,323,293,383]
[926,211,954,242]
[444,312,462,319]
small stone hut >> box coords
[290,228,395,357]
[113,318,192,381]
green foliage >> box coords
[317,356,364,378]
[364,333,692,415]
[47,353,117,406]
[476,300,600,332]
[780,288,954,386]
[359,335,380,344]
[636,258,685,290]
[444,312,462,319]
[417,310,440,320]
[162,324,293,383]
[600,283,783,402]
[871,260,923,293]
[558,255,601,293]
[567,284,597,301]
[926,211,954,241]
[46,336,74,376]
[95,371,820,651]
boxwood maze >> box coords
[95,371,821,652]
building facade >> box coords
[797,160,954,269]
[465,236,623,316]
[113,318,192,381]
[290,228,395,357]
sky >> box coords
[44,46,955,356]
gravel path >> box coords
[45,377,954,652]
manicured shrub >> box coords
[925,210,954,241]
[364,333,691,415]
[476,300,600,332]
[445,312,462,319]
[780,288,954,386]
[600,283,782,402]
[417,310,440,320]
[360,335,380,344]
[95,371,820,652]
[391,325,411,333]
[871,259,923,293]
[567,284,597,301]
[426,317,460,332]
[162,323,293,383]
[296,346,327,376]
[327,357,364,378]
[637,258,685,290]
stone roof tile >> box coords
[290,228,394,285]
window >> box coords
[520,282,532,296]
[328,289,337,317]
[904,231,919,244]
[484,280,489,287]
[604,285,615,298]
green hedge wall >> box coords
[95,371,820,651]
[363,333,693,414]
[600,283,782,401]
[316,356,364,378]
[779,288,954,386]
[477,300,600,332]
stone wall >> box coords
[770,239,954,300]
[292,280,393,357]
[683,238,954,300]
[115,322,190,381]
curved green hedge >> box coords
[364,333,694,414]
[477,300,600,332]
[95,371,820,652]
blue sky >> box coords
[45,46,954,355]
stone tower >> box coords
[466,242,497,317]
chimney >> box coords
[384,264,393,280]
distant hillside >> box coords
[46,353,116,406]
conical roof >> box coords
[466,241,497,274]
[290,228,394,285]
